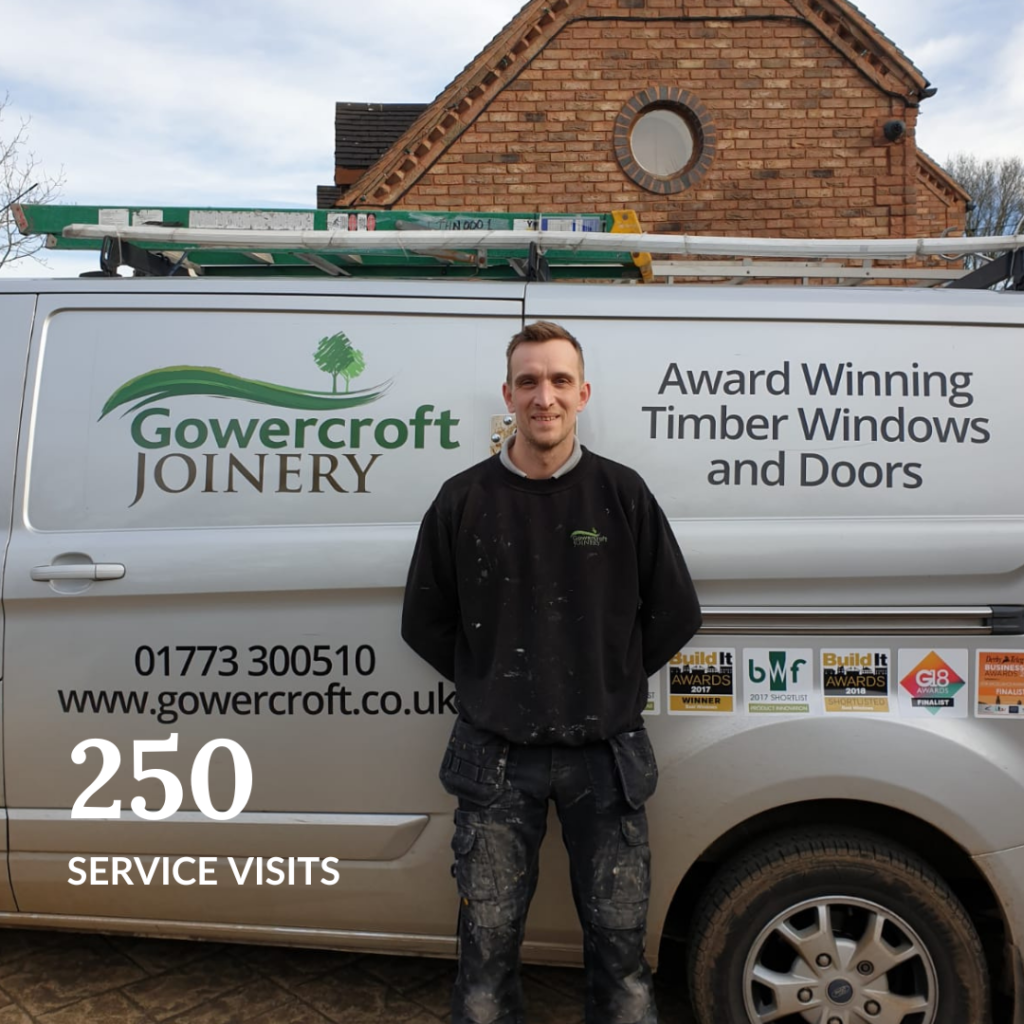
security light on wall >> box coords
[883,120,906,143]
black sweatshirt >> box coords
[401,448,702,745]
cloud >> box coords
[997,19,1024,106]
[850,0,1012,81]
[0,0,525,208]
[911,32,985,73]
[915,15,1024,161]
[848,0,1024,162]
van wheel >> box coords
[687,829,989,1024]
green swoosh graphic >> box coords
[571,529,601,539]
[99,366,393,419]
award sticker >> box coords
[897,649,968,718]
[667,649,736,714]
[744,649,815,714]
[821,649,893,714]
[643,674,662,716]
[976,650,1024,717]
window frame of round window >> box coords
[614,88,716,194]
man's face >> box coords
[502,338,590,454]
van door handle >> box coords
[31,563,126,582]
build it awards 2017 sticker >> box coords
[897,650,968,718]
[821,649,893,714]
[976,651,1024,717]
[744,649,815,714]
[667,649,736,714]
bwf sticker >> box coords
[643,674,662,716]
[744,648,816,714]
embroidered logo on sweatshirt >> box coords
[571,528,608,548]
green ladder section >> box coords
[14,204,642,280]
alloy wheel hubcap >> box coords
[741,896,938,1023]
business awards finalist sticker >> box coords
[976,650,1024,717]
[667,649,736,714]
[897,649,968,718]
[821,649,893,714]
[744,649,815,714]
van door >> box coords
[0,291,35,915]
[3,282,523,944]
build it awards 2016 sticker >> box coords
[897,650,968,718]
[744,649,816,714]
[667,649,736,714]
[976,651,1024,717]
[821,649,893,714]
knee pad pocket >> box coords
[451,813,530,929]
[452,820,497,902]
[612,811,651,905]
[582,810,651,930]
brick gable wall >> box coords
[916,165,968,242]
[393,12,957,240]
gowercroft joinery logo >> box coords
[571,528,608,548]
[100,332,390,418]
[99,331,460,507]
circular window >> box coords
[631,108,696,177]
[614,88,716,194]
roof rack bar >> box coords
[649,261,966,281]
[57,222,1024,261]
[15,204,1024,286]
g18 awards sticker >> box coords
[667,649,736,714]
[976,650,1024,717]
[744,649,815,714]
[821,649,893,714]
[897,649,968,718]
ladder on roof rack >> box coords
[14,204,643,281]
[13,204,1024,289]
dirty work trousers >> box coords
[440,716,659,1024]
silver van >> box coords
[1,276,1023,1023]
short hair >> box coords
[505,321,585,385]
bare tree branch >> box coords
[1,93,66,270]
[946,151,1023,248]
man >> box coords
[402,321,702,1024]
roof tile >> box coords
[334,103,428,168]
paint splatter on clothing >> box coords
[402,448,701,745]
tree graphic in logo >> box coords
[100,329,394,419]
[314,331,366,394]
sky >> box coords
[1,0,1020,277]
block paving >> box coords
[0,930,695,1023]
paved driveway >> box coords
[0,930,696,1023]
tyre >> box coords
[687,829,989,1024]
